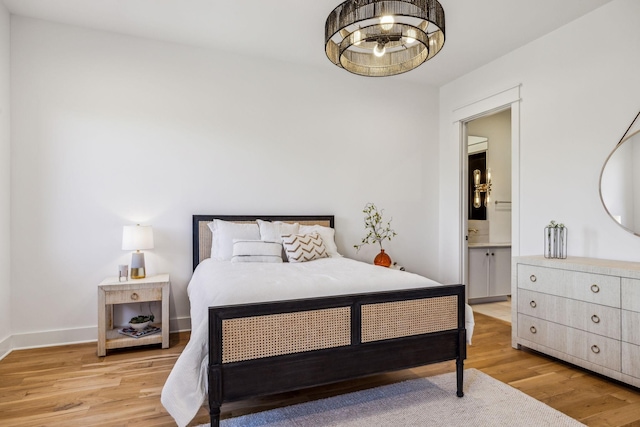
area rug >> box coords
[196,369,584,426]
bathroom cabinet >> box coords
[468,245,511,302]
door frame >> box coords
[452,85,521,293]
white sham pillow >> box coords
[207,219,260,261]
[257,220,300,243]
[299,224,341,257]
[231,239,283,263]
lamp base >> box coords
[130,252,146,279]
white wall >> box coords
[9,17,441,346]
[467,110,512,243]
[439,0,640,283]
[0,2,11,358]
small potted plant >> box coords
[354,202,397,267]
[129,314,154,330]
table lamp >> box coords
[122,224,154,279]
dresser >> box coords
[512,256,640,388]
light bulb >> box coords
[473,191,481,209]
[486,168,492,183]
[484,192,491,207]
[405,29,416,45]
[373,42,386,57]
[473,169,481,186]
[353,30,362,46]
[380,15,394,31]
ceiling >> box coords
[2,0,615,86]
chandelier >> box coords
[325,0,446,77]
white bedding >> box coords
[161,257,474,427]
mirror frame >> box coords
[599,111,640,236]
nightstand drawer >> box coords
[104,287,162,304]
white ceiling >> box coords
[2,0,615,86]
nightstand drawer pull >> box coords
[130,292,139,300]
[529,274,537,282]
[530,300,537,308]
[590,284,600,293]
[591,345,600,354]
[591,314,600,324]
[530,326,537,334]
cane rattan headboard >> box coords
[192,215,335,270]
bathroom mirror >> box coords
[600,112,640,236]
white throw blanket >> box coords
[161,257,474,427]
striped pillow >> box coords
[231,240,283,263]
[281,233,329,263]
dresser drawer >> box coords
[104,287,162,304]
[517,264,620,308]
[622,278,640,312]
[518,289,620,339]
[622,342,640,378]
[518,314,621,371]
[622,310,640,345]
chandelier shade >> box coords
[325,0,445,77]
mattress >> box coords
[161,257,474,427]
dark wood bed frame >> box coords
[192,215,466,427]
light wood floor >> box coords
[1,314,640,426]
[471,297,511,323]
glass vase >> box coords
[544,226,567,259]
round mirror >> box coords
[600,128,640,235]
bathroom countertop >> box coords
[468,242,512,248]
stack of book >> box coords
[118,325,161,338]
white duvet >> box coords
[161,257,474,427]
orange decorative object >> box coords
[374,249,392,267]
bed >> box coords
[161,215,469,427]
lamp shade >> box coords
[122,225,154,251]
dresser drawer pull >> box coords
[530,326,537,334]
[591,345,600,354]
[530,275,537,283]
[591,314,600,324]
[530,301,537,308]
[590,284,600,293]
[130,292,139,301]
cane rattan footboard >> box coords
[192,215,466,427]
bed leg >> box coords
[209,405,220,427]
[456,357,464,397]
[209,365,222,427]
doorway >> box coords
[465,110,513,321]
[452,85,521,324]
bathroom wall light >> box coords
[473,168,492,208]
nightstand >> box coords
[97,273,170,356]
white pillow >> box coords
[299,224,341,257]
[207,219,260,261]
[257,220,300,242]
[231,240,283,263]
[281,233,329,263]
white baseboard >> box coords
[0,334,12,361]
[1,317,192,356]
[171,316,192,333]
[11,326,98,351]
